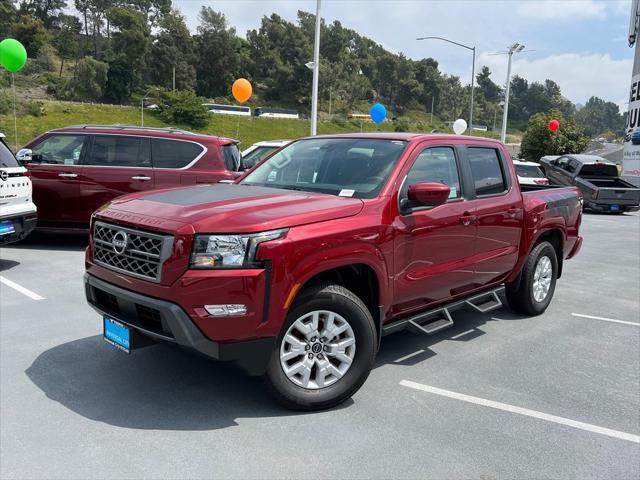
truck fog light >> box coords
[204,304,248,316]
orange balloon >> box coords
[232,78,252,104]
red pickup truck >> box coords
[84,133,583,410]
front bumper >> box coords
[0,212,37,245]
[84,273,276,375]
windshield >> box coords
[242,146,279,168]
[0,138,20,168]
[515,164,545,178]
[241,138,407,198]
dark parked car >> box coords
[19,125,243,230]
[540,154,640,213]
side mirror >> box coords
[407,182,451,207]
[16,148,33,163]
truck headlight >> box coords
[190,229,287,269]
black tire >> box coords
[264,283,377,411]
[505,241,558,316]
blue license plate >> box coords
[103,317,130,353]
[0,221,15,236]
[610,204,620,212]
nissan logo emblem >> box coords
[112,231,128,255]
[0,171,7,181]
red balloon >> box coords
[548,119,560,132]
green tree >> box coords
[105,6,150,100]
[476,66,500,103]
[60,55,107,100]
[148,9,196,91]
[18,0,67,28]
[0,0,17,37]
[196,7,242,99]
[520,110,590,162]
[52,14,81,77]
[575,96,624,137]
[13,15,48,57]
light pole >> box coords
[310,0,321,136]
[500,43,525,143]
[417,36,475,134]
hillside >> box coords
[0,100,521,149]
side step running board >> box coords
[382,286,505,337]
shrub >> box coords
[28,101,45,117]
[158,89,209,128]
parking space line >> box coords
[400,380,640,444]
[571,313,640,327]
[0,275,45,301]
[394,350,425,363]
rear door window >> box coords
[222,144,241,171]
[32,134,86,165]
[467,147,507,196]
[151,139,204,169]
[86,135,148,167]
[0,139,19,167]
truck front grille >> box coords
[93,221,173,283]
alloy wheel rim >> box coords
[280,310,356,390]
[533,255,552,302]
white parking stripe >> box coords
[394,350,425,363]
[400,380,640,444]
[0,275,45,301]
[571,313,640,327]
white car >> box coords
[0,133,37,244]
[241,140,290,169]
[513,159,549,186]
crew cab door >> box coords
[28,133,88,225]
[392,143,477,315]
[462,146,522,287]
[80,135,155,222]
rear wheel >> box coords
[506,241,558,316]
[264,283,376,411]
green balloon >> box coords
[0,38,28,73]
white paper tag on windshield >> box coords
[339,189,355,197]
[448,187,457,198]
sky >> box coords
[174,0,633,112]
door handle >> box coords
[131,176,151,181]
[460,212,476,226]
[58,173,78,178]
[507,208,521,218]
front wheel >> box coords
[264,283,377,411]
[506,241,558,316]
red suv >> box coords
[21,125,242,230]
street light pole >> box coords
[310,0,321,136]
[500,43,525,143]
[417,36,475,134]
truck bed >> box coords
[579,176,637,189]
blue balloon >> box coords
[370,103,387,125]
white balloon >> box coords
[453,118,467,135]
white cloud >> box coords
[478,52,632,112]
[516,0,607,20]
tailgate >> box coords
[593,187,640,204]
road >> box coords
[1,212,639,479]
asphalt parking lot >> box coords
[1,212,639,479]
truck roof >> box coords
[309,132,502,144]
[565,154,614,165]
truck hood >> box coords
[100,184,364,233]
